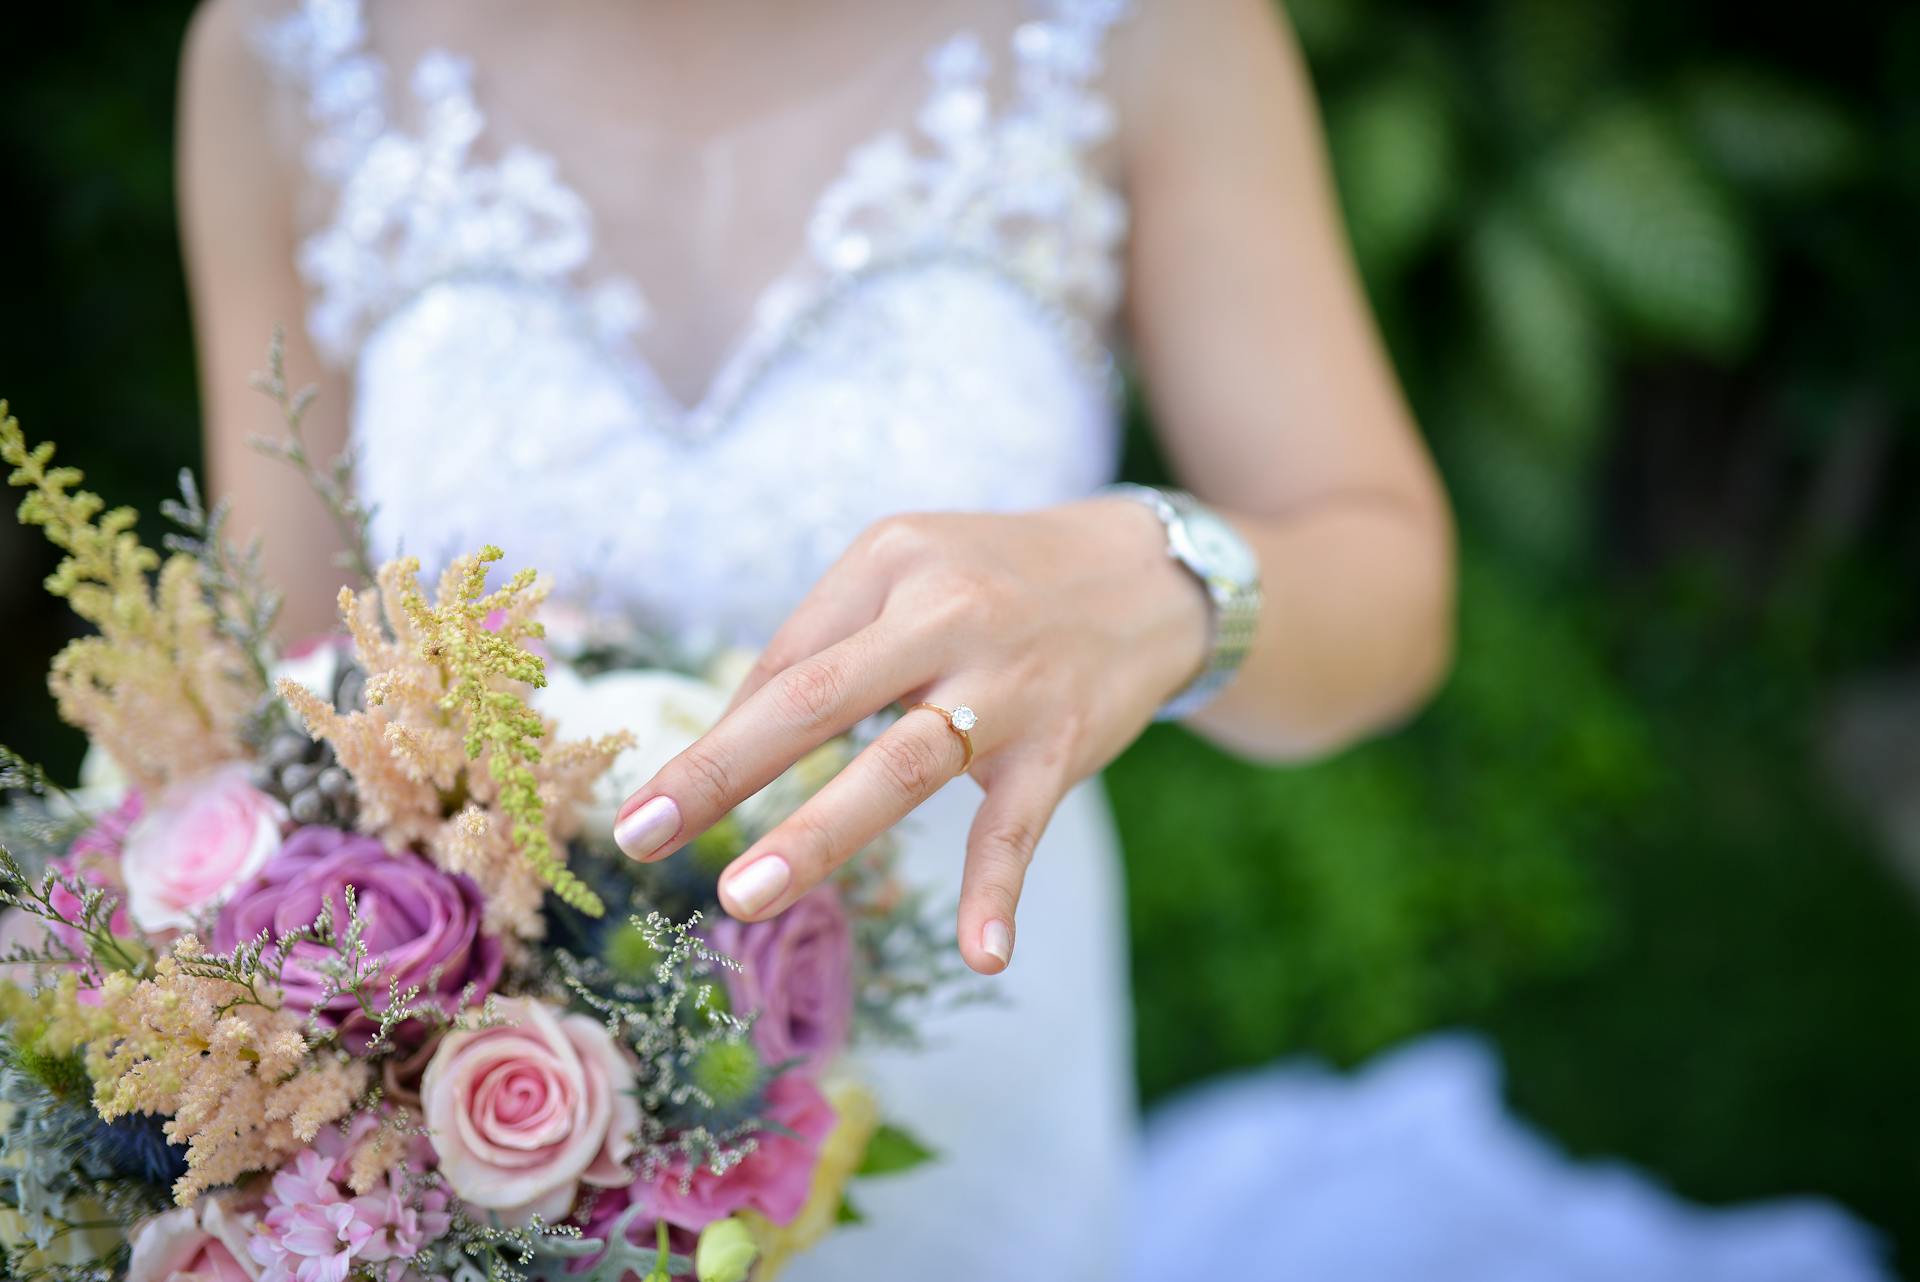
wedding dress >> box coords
[254,3,1893,1279]
[258,2,1137,1278]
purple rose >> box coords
[213,826,502,1052]
[707,888,853,1075]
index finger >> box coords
[612,623,934,863]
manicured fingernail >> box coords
[614,796,680,861]
[982,919,1013,966]
[721,855,791,917]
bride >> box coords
[179,0,1452,1276]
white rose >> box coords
[536,667,730,843]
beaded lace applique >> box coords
[256,0,1132,438]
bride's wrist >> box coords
[1078,495,1215,707]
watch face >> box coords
[1182,509,1259,584]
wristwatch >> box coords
[1105,483,1263,720]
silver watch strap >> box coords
[1104,483,1262,721]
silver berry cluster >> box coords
[254,663,365,826]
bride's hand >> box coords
[612,498,1211,974]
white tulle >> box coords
[1131,1035,1893,1282]
[256,2,1888,1277]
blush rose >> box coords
[126,1199,257,1282]
[122,764,285,933]
[421,997,641,1224]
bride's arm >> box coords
[1113,0,1455,761]
[179,0,351,641]
[606,0,1455,977]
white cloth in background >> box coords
[1130,1034,1893,1282]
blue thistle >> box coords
[91,1112,188,1186]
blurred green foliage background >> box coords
[2,0,1917,1271]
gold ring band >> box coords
[907,702,977,771]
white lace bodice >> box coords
[258,0,1133,644]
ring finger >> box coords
[716,696,987,920]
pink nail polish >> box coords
[722,855,791,916]
[982,919,1013,966]
[613,796,680,861]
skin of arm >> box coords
[180,0,352,642]
[1113,0,1455,761]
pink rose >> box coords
[641,1074,837,1231]
[421,997,641,1224]
[127,1199,257,1282]
[122,764,286,933]
[707,888,854,1075]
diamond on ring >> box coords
[906,702,978,771]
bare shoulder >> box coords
[178,0,295,209]
[179,0,283,150]
[1108,0,1313,158]
[178,0,304,333]
[182,0,272,92]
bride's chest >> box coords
[349,261,1120,638]
[262,0,1135,635]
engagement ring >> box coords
[908,702,978,771]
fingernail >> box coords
[721,855,791,917]
[982,919,1013,966]
[614,796,680,861]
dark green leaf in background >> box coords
[1331,70,1459,280]
[1534,99,1762,355]
[1467,205,1608,449]
[1679,66,1866,193]
[1487,0,1622,139]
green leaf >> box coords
[1679,67,1863,193]
[1436,366,1595,567]
[1464,206,1607,449]
[1330,70,1458,279]
[1489,0,1621,137]
[837,1193,866,1224]
[546,1205,693,1282]
[856,1123,937,1177]
[1533,99,1760,355]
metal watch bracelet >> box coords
[1103,483,1263,721]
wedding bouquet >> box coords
[0,359,947,1281]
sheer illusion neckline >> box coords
[260,0,1133,439]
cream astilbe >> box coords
[1,408,252,792]
[88,937,368,1205]
[281,549,629,934]
[344,1117,409,1196]
[435,802,544,935]
[436,726,626,937]
[276,562,458,847]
